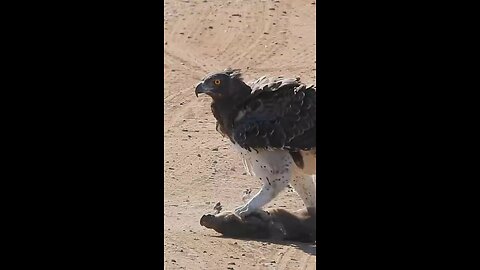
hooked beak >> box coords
[195,82,204,97]
[195,82,213,98]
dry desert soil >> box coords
[164,0,316,269]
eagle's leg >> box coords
[290,173,316,216]
[290,150,317,216]
[234,180,289,218]
[234,150,293,218]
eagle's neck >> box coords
[210,81,251,140]
[211,98,240,139]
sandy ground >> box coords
[164,0,316,269]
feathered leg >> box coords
[234,150,293,218]
[290,173,316,215]
[234,180,289,218]
[289,150,316,215]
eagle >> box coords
[195,69,316,218]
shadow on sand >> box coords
[212,235,316,256]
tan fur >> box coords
[200,208,316,243]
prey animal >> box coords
[195,69,316,218]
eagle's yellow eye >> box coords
[214,79,221,86]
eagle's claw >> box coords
[234,205,251,219]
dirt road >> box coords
[164,0,316,268]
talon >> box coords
[234,206,249,219]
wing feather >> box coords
[232,77,316,151]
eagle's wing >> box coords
[232,77,316,151]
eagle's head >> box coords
[195,69,251,101]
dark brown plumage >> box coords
[195,69,316,152]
